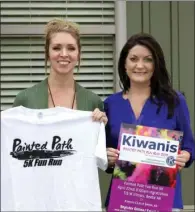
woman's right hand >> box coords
[107,148,119,167]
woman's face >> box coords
[125,44,154,85]
[48,31,79,75]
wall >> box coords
[126,1,195,206]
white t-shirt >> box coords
[1,106,107,211]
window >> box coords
[1,0,115,110]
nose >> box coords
[136,60,144,69]
[60,48,68,57]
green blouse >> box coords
[13,78,104,112]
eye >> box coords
[144,57,153,62]
[53,46,61,51]
[130,57,137,62]
[68,46,76,51]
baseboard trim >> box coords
[183,205,194,211]
[184,205,195,210]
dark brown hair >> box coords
[118,33,179,118]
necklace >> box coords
[47,80,76,109]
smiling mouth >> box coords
[133,72,147,74]
[58,61,70,65]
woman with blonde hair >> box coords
[13,18,107,124]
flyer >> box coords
[108,124,183,212]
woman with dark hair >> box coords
[104,33,194,211]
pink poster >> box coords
[108,124,183,212]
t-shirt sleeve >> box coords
[95,122,108,171]
[176,93,195,167]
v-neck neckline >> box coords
[120,91,150,124]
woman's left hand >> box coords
[92,108,108,125]
[175,150,191,170]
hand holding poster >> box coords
[108,124,183,212]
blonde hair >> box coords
[44,18,81,74]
